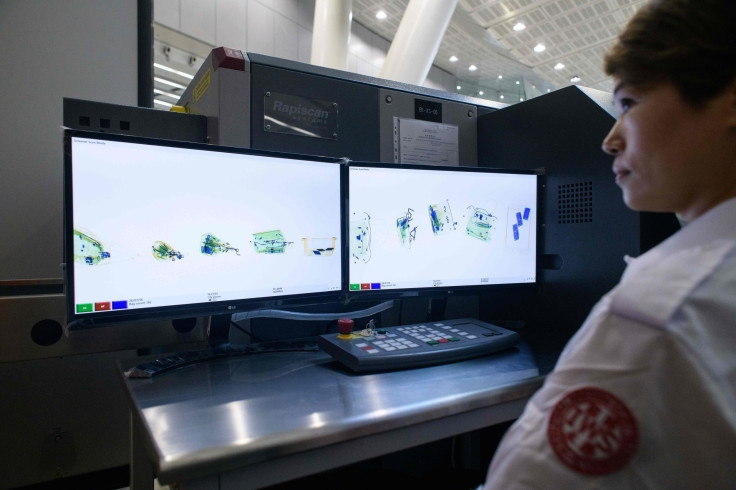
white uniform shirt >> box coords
[484,197,736,489]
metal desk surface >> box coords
[121,343,543,487]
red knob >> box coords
[337,318,354,335]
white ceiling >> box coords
[352,0,646,97]
[152,0,646,108]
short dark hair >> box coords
[604,0,736,105]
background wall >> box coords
[153,0,457,92]
[0,0,138,281]
[0,2,142,487]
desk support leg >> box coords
[130,411,154,490]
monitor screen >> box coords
[348,163,538,296]
[64,131,343,325]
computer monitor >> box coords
[64,130,343,326]
[347,163,539,298]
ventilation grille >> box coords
[558,181,593,224]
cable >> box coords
[230,300,394,322]
[230,321,255,342]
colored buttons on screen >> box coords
[350,283,381,290]
[112,300,128,310]
[95,302,112,311]
[78,301,128,313]
[76,303,93,313]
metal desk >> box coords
[121,343,543,489]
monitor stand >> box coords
[207,314,233,347]
[428,297,448,322]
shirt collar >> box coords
[654,197,736,255]
[621,197,736,276]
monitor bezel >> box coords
[344,161,542,302]
[63,129,347,327]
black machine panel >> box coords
[250,63,381,161]
[63,98,208,143]
[477,86,679,369]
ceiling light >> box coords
[154,77,187,90]
[154,88,179,100]
[534,44,546,53]
[469,64,477,71]
[449,55,458,62]
[513,22,526,32]
[376,10,387,20]
[570,75,581,83]
[516,80,520,85]
[457,85,462,90]
[500,95,505,99]
[154,99,173,108]
[520,97,525,101]
[554,62,565,70]
[153,63,194,80]
[498,75,503,79]
[479,90,484,95]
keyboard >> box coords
[318,318,520,372]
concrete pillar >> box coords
[310,0,353,70]
[379,0,458,85]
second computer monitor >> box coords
[348,163,538,296]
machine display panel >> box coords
[65,131,343,325]
[348,163,538,296]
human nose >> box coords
[602,119,624,155]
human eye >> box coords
[614,96,635,116]
[620,98,635,112]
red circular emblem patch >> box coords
[547,387,638,475]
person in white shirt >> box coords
[483,0,736,487]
